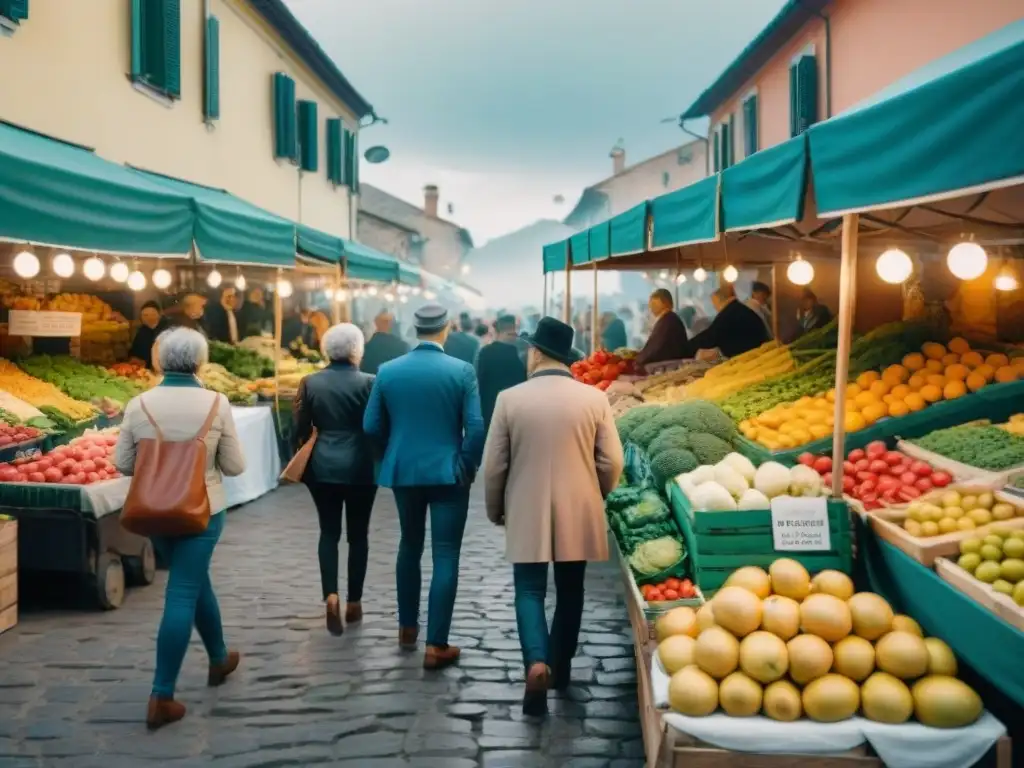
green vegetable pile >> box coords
[18,356,143,408]
[605,481,687,580]
[208,341,275,379]
[0,408,20,426]
[911,425,1024,471]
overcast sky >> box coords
[285,0,786,244]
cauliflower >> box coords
[754,461,792,499]
[688,465,717,486]
[718,452,756,484]
[689,433,732,465]
[713,464,749,499]
[737,488,771,510]
[650,448,698,486]
[789,464,823,497]
[629,536,684,576]
[690,481,738,512]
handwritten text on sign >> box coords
[8,311,82,338]
[771,496,831,551]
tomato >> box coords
[646,590,663,603]
[680,584,695,598]
[854,459,870,472]
[914,477,933,492]
[898,486,922,502]
[856,471,878,483]
[640,584,654,599]
[884,451,905,466]
[797,452,815,467]
[877,475,900,491]
[27,472,45,483]
[859,479,877,493]
[595,380,611,391]
[822,472,832,488]
[899,471,918,486]
[842,475,855,492]
[848,449,866,462]
[866,440,887,457]
[665,578,681,591]
[813,456,833,474]
[931,471,952,488]
[868,459,889,474]
[592,351,609,365]
[910,461,933,477]
[842,461,857,476]
[585,370,603,384]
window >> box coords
[344,129,359,192]
[743,93,759,156]
[713,131,720,173]
[297,100,318,172]
[130,0,181,100]
[326,118,344,185]
[204,15,220,121]
[272,72,297,161]
[0,0,28,31]
[789,51,818,137]
[662,171,671,188]
[677,147,693,165]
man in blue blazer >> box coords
[363,304,485,670]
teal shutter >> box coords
[712,130,720,173]
[350,131,359,192]
[204,15,220,120]
[326,118,343,184]
[130,0,143,78]
[789,63,799,137]
[727,114,735,168]
[297,101,319,172]
[0,0,29,23]
[132,0,180,98]
[795,54,819,135]
[342,129,354,186]
[162,0,180,97]
[273,73,297,160]
[744,95,758,156]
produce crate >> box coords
[615,537,703,646]
[0,516,16,635]
[935,557,1024,633]
[897,440,1024,487]
[669,483,853,595]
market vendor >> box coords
[172,292,208,335]
[746,281,774,339]
[204,286,240,344]
[128,300,170,370]
[794,288,833,339]
[238,287,272,338]
[633,288,689,373]
[281,306,316,348]
[599,311,628,352]
[681,285,769,360]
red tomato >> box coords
[898,486,921,502]
[27,472,45,483]
[911,461,933,477]
[596,380,611,391]
[647,590,663,603]
[43,467,63,483]
[813,456,833,474]
[843,461,857,476]
[848,449,866,462]
[854,459,870,472]
[931,471,952,488]
[797,452,815,467]
[900,471,918,486]
[859,479,877,493]
[915,477,933,492]
[869,459,889,474]
[661,588,678,601]
[842,475,855,492]
[21,462,39,475]
[884,451,905,466]
[866,440,887,457]
[665,578,681,591]
[680,584,695,598]
[856,471,878,483]
[877,475,900,492]
[822,472,833,488]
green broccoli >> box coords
[648,426,690,457]
[662,400,737,442]
[650,448,698,486]
[689,432,732,465]
[615,405,661,443]
[630,420,664,450]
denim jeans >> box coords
[307,482,377,602]
[151,512,228,697]
[393,485,470,646]
[513,561,587,670]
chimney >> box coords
[423,185,439,218]
[610,146,626,176]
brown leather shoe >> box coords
[523,663,550,716]
[399,626,419,650]
[345,602,363,624]
[423,644,461,670]
[326,595,344,636]
[207,650,240,687]
[146,696,186,730]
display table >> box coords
[223,405,280,509]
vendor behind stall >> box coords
[599,311,628,352]
[745,281,774,340]
[204,287,240,344]
[281,306,316,348]
[238,287,272,338]
[128,301,170,369]
[682,285,769,360]
[633,289,689,373]
[794,288,833,340]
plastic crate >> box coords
[669,483,853,595]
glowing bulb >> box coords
[640,272,649,280]
[722,265,738,283]
[127,270,146,291]
[83,256,105,281]
[787,259,814,286]
[276,279,293,298]
[384,292,395,302]
[13,250,40,279]
[412,286,421,296]
[52,252,75,278]
[995,266,1019,292]
[206,269,222,288]
[461,264,470,275]
[367,286,378,297]
[152,268,172,290]
[424,290,437,300]
[399,295,408,303]
[947,241,987,280]
[109,262,130,283]
[335,289,348,302]
[693,267,707,283]
[675,273,687,284]
[875,248,912,284]
[234,273,247,291]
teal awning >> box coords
[131,169,296,267]
[808,18,1024,216]
[587,220,611,262]
[650,176,719,249]
[296,224,342,264]
[398,261,421,286]
[722,136,808,231]
[609,202,648,256]
[0,123,194,255]
[542,239,569,274]
[569,230,590,266]
[342,239,399,283]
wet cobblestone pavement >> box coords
[0,484,645,767]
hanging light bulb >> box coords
[875,248,912,284]
[109,262,130,283]
[640,271,649,280]
[787,258,814,286]
[995,264,1019,292]
[52,252,75,278]
[234,272,247,291]
[367,286,378,297]
[675,273,687,285]
[412,286,421,296]
[206,269,222,288]
[384,291,395,302]
[13,250,40,279]
[276,278,293,298]
[693,267,707,283]
[151,268,173,290]
[947,240,987,280]
[335,289,348,302]
[127,270,146,291]
[658,270,669,280]
[722,265,739,283]
[83,256,106,281]
[424,290,437,300]
[399,295,409,304]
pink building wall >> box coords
[710,0,1024,154]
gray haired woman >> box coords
[294,323,379,635]
[114,327,246,730]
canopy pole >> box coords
[830,214,859,500]
[542,271,549,317]
[770,263,779,340]
[591,262,599,352]
[563,260,572,324]
[273,270,283,429]
[332,263,342,325]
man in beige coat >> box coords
[482,316,624,716]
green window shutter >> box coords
[789,63,799,137]
[133,0,180,98]
[273,73,297,160]
[297,100,319,172]
[795,54,819,135]
[350,131,359,192]
[727,114,735,168]
[0,0,29,23]
[204,15,220,120]
[744,95,758,156]
[712,130,720,173]
[342,128,354,186]
[162,0,180,97]
[326,118,343,184]
[130,0,143,78]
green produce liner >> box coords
[0,482,90,513]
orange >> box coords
[846,383,863,399]
[883,394,897,406]
[941,353,960,367]
[987,353,1010,369]
[889,384,911,400]
[809,424,831,440]
[844,412,867,432]
[926,374,947,389]
[854,391,878,409]
[902,353,925,372]
[826,388,836,403]
[995,366,1019,384]
[1013,357,1024,370]
[919,384,943,403]
[960,351,984,368]
[882,365,909,386]
[856,371,881,389]
[966,373,987,392]
[869,380,891,398]
[925,360,944,374]
[906,374,926,391]
[922,342,946,361]
[948,337,971,355]
[944,363,969,381]
[974,364,996,382]
[904,393,926,412]
[944,380,967,400]
[887,400,911,418]
[861,403,887,424]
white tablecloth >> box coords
[222,406,280,509]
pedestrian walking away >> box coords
[364,303,485,670]
[113,327,246,730]
[361,310,410,375]
[482,315,624,715]
[443,310,482,364]
[475,314,527,434]
[294,323,379,635]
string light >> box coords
[399,295,409,303]
[127,270,146,291]
[206,269,222,288]
[786,258,814,286]
[693,267,707,283]
[152,268,172,290]
[947,241,987,280]
[52,252,75,278]
[109,262,130,283]
[384,292,395,302]
[13,250,40,278]
[675,273,687,285]
[234,273,247,291]
[367,286,378,297]
[276,278,293,298]
[722,265,738,283]
[83,256,106,281]
[995,264,1019,292]
[412,286,421,296]
[658,270,669,280]
[875,248,913,284]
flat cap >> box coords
[413,303,449,333]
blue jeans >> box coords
[513,562,587,670]
[393,485,470,646]
[151,512,228,697]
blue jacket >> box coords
[363,343,485,488]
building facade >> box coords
[0,0,371,240]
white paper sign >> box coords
[8,310,82,338]
[771,496,831,551]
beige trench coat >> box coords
[482,370,624,563]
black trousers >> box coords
[307,482,378,602]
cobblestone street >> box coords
[0,485,645,768]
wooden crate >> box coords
[616,540,703,646]
[935,557,1024,633]
[0,517,16,636]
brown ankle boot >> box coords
[345,602,362,624]
[423,644,461,670]
[398,626,419,650]
[146,696,186,730]
[208,650,240,687]
[523,663,550,716]
[326,595,344,636]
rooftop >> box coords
[359,184,474,250]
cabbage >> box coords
[754,461,792,499]
[789,464,823,497]
[719,452,756,484]
[713,464,749,500]
[737,488,771,510]
[688,465,716,486]
[629,536,684,576]
[691,481,737,512]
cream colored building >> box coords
[0,0,373,241]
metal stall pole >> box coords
[770,263,780,340]
[830,214,860,499]
[542,271,549,317]
[591,261,599,352]
[332,263,343,325]
[563,258,572,324]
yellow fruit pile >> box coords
[902,488,1021,537]
[657,560,984,728]
[0,359,95,421]
[1001,414,1024,436]
[680,342,795,402]
[740,395,834,449]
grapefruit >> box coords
[924,638,958,676]
[875,631,929,680]
[696,603,716,631]
[802,674,860,723]
[891,614,923,636]
[659,635,697,675]
[769,558,811,600]
[712,586,763,637]
[911,675,983,728]
[800,593,853,642]
[694,626,740,679]
[762,679,802,722]
[761,595,800,640]
[724,566,772,599]
[739,631,789,683]
[832,635,875,682]
[719,671,763,717]
[668,665,719,717]
[810,570,855,600]
[861,671,914,724]
[656,606,699,642]
[787,634,833,685]
[847,592,894,641]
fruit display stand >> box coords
[0,516,16,635]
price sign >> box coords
[8,310,82,338]
[771,496,831,551]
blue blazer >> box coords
[363,343,485,488]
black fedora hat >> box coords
[523,316,580,366]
